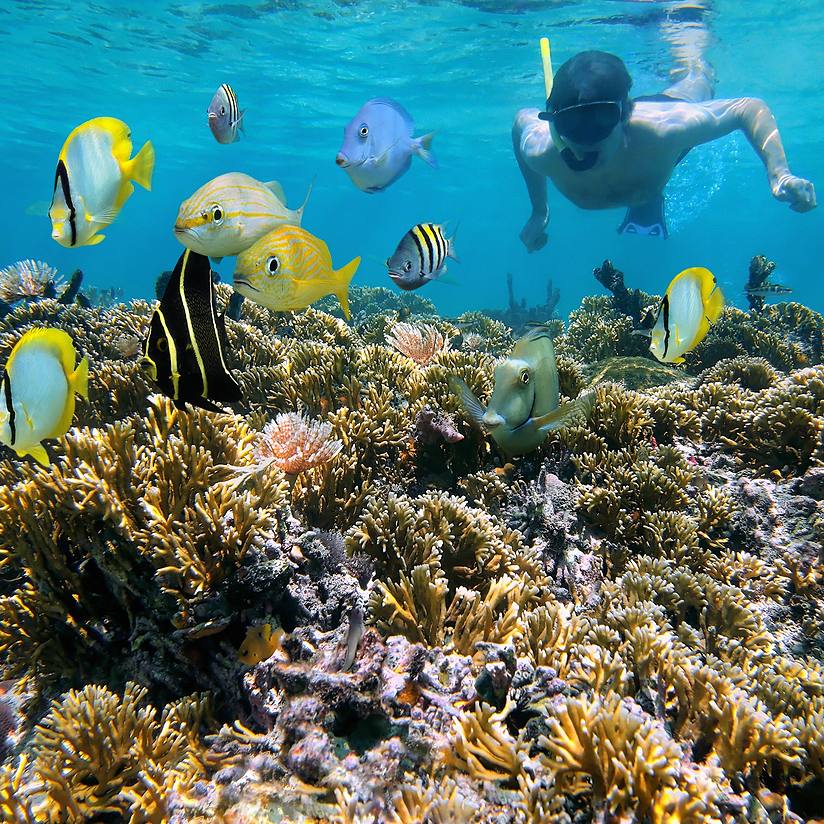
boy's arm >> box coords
[513,109,551,251]
[673,97,815,211]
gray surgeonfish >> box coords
[450,324,592,457]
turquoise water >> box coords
[2,0,822,317]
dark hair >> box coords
[548,51,633,113]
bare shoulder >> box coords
[513,107,553,158]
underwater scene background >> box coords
[1,1,824,823]
[2,0,824,315]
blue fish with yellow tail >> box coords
[336,98,436,193]
[449,324,591,457]
[0,328,89,467]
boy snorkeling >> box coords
[513,49,816,249]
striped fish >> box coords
[233,225,360,320]
[386,222,458,291]
[141,248,242,413]
[174,172,312,260]
[207,83,245,144]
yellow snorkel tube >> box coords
[539,36,584,160]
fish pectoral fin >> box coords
[90,207,120,226]
[534,390,594,434]
[414,132,437,168]
[631,328,652,338]
[447,376,486,426]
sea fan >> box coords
[254,412,343,476]
[0,259,63,303]
[385,322,450,365]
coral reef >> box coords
[0,283,823,821]
[482,271,561,334]
[593,258,645,324]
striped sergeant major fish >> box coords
[174,172,312,261]
[386,222,458,291]
[207,83,246,144]
[141,249,242,413]
[49,117,154,248]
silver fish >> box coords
[336,98,435,193]
[342,605,364,672]
[387,222,458,291]
[207,84,245,144]
[745,282,792,296]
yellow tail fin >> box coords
[73,355,90,400]
[127,140,155,190]
[334,256,360,320]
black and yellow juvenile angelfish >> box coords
[141,249,242,412]
[387,222,458,290]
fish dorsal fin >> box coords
[368,97,414,131]
[264,180,286,203]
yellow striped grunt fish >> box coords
[173,172,312,260]
[233,225,360,319]
[646,266,725,364]
[50,117,154,247]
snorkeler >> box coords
[513,49,816,247]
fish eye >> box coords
[520,369,530,384]
[266,256,280,275]
[210,204,223,224]
[404,261,412,272]
[359,124,368,138]
[220,105,226,116]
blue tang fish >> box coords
[336,98,436,193]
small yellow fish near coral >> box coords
[0,328,89,466]
[233,225,360,320]
[646,266,725,363]
[49,117,154,247]
[238,623,284,665]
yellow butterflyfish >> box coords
[49,117,154,247]
[0,328,89,467]
[649,267,725,364]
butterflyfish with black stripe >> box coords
[49,117,155,248]
[386,222,458,291]
[174,172,312,260]
[234,225,360,319]
[0,328,89,467]
[141,249,242,413]
[207,83,246,144]
[646,267,725,364]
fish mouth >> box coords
[174,224,196,237]
[208,112,218,121]
[233,277,259,293]
[388,272,416,291]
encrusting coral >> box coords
[0,283,823,821]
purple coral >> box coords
[415,406,464,445]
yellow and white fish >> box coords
[49,117,155,247]
[0,328,89,466]
[647,267,725,364]
[174,172,312,260]
[234,225,360,319]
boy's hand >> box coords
[520,212,549,252]
[773,174,816,212]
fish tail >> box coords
[73,355,90,401]
[127,140,155,190]
[415,133,437,168]
[296,177,315,224]
[334,256,361,320]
